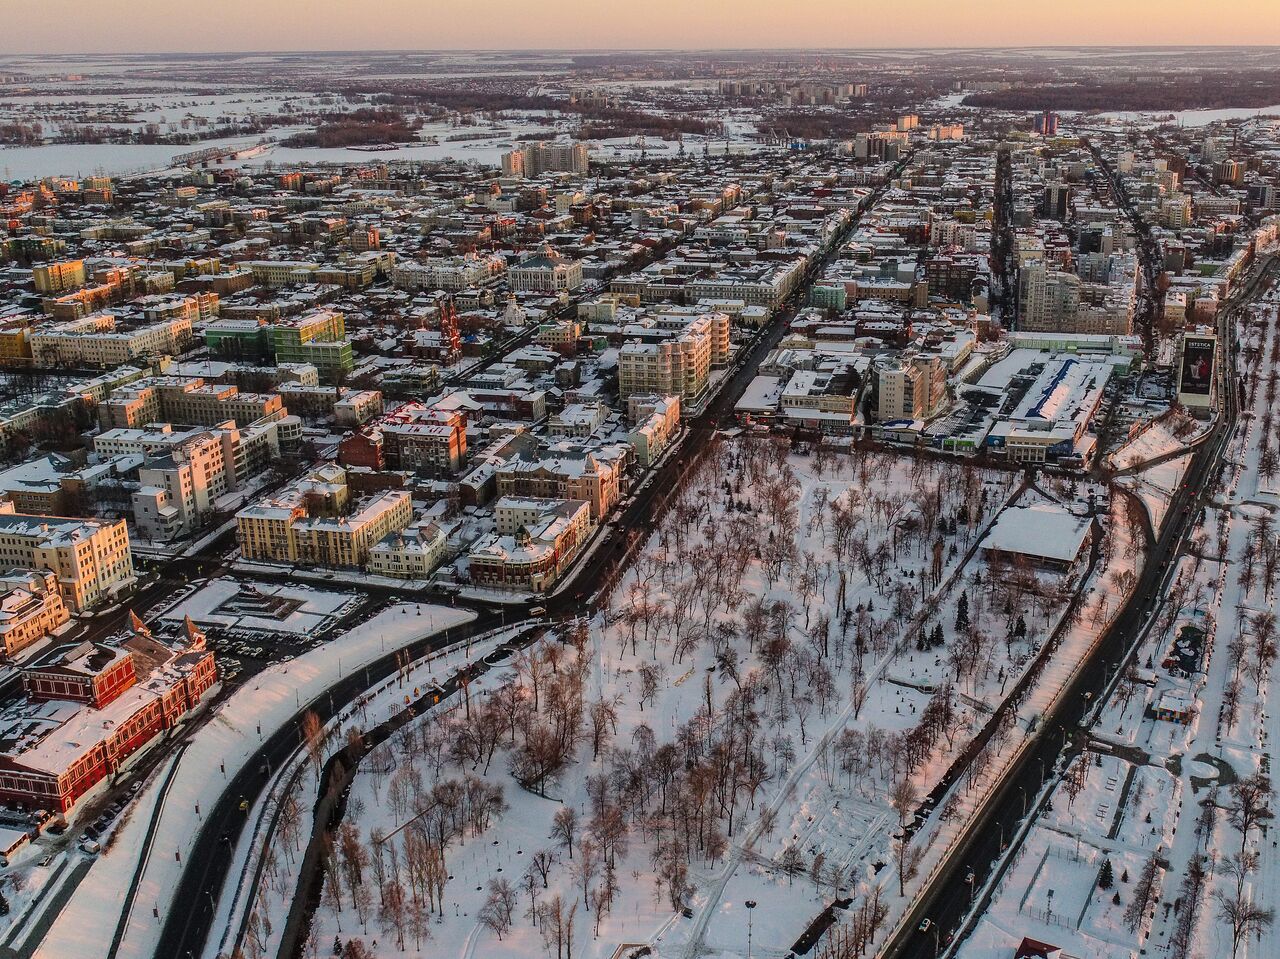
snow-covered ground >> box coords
[32,601,474,959]
[157,577,362,636]
[276,439,1127,959]
[958,267,1280,959]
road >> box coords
[1083,137,1164,354]
[886,252,1277,959]
[149,607,509,959]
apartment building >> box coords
[0,570,69,658]
[98,419,280,489]
[132,430,232,541]
[98,376,284,430]
[468,497,591,591]
[618,313,730,406]
[0,507,134,612]
[236,465,413,569]
[390,254,506,291]
[501,142,590,178]
[337,403,468,477]
[33,260,86,295]
[243,260,320,288]
[875,352,947,423]
[547,402,609,439]
[624,393,681,467]
[30,314,193,368]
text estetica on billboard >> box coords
[1179,337,1216,396]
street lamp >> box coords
[745,900,757,959]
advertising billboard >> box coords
[1179,336,1216,398]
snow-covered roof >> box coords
[983,502,1091,564]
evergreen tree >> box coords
[955,593,971,633]
[1099,859,1115,890]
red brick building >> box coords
[0,619,216,812]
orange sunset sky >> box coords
[3,0,1279,54]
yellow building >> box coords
[0,569,70,657]
[236,465,413,569]
[33,260,86,295]
[0,506,134,612]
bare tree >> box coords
[1217,889,1274,959]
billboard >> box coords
[1179,335,1216,398]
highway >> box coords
[886,251,1277,959]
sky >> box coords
[3,0,1279,54]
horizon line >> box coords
[4,42,1280,58]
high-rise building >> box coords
[501,142,589,178]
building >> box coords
[625,394,681,467]
[368,523,448,581]
[0,508,134,612]
[875,353,946,423]
[501,142,590,178]
[334,390,384,429]
[33,260,86,295]
[0,622,216,811]
[781,368,860,434]
[1033,111,1059,136]
[99,377,285,430]
[132,429,235,541]
[0,570,69,659]
[618,312,730,408]
[547,403,609,439]
[390,255,506,291]
[337,403,468,477]
[1016,258,1135,336]
[982,501,1093,572]
[269,310,353,380]
[495,445,629,519]
[467,497,591,591]
[236,465,413,569]
[30,314,193,368]
[508,250,584,293]
[1177,330,1217,412]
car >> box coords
[918,919,931,933]
[79,839,100,855]
[37,855,54,868]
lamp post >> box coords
[745,900,757,959]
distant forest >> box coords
[282,109,420,148]
[964,72,1280,112]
